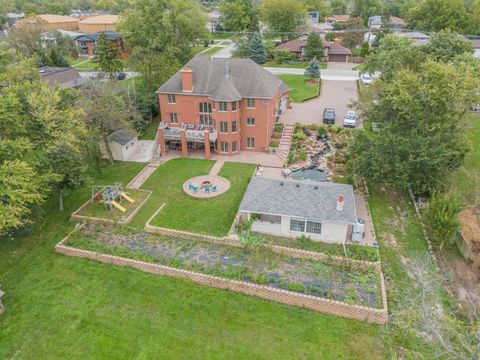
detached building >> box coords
[99,129,139,161]
[74,31,126,58]
[16,14,79,31]
[78,15,120,33]
[239,177,358,244]
[155,56,290,157]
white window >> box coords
[220,121,228,133]
[246,137,254,149]
[232,101,238,111]
[220,141,228,153]
[199,114,212,125]
[168,94,176,103]
[169,112,178,124]
[232,141,237,152]
[246,98,255,108]
[306,221,322,234]
[246,117,255,126]
[219,101,228,112]
[290,219,306,232]
[232,121,237,132]
[199,102,212,114]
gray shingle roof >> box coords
[210,77,242,101]
[239,177,357,224]
[39,67,90,88]
[156,56,290,99]
[107,129,136,145]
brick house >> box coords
[155,56,290,158]
[74,31,126,58]
[274,36,352,62]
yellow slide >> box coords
[120,192,135,203]
[111,201,126,213]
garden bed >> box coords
[65,224,384,308]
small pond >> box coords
[292,168,327,181]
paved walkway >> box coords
[188,149,283,167]
[211,40,235,58]
[209,160,225,175]
[126,153,180,189]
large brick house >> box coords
[155,56,290,158]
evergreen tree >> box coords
[304,33,324,60]
[248,33,267,64]
[94,32,124,78]
[360,41,370,57]
[304,58,321,79]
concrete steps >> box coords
[275,124,294,162]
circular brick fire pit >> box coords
[183,175,230,199]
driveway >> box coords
[212,40,235,58]
[281,79,358,127]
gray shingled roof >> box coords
[156,56,290,99]
[239,177,357,224]
[210,77,242,101]
[107,129,136,145]
[39,67,90,88]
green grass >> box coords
[263,61,327,69]
[209,32,234,40]
[77,189,149,221]
[279,74,320,103]
[202,46,224,55]
[130,159,255,237]
[0,160,384,360]
[138,116,161,140]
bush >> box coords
[317,126,327,137]
[293,131,307,141]
[331,125,341,133]
[273,48,295,64]
[303,128,312,137]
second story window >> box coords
[169,112,178,124]
[168,94,176,103]
[199,102,212,114]
[232,101,238,111]
[232,121,237,132]
[220,121,228,133]
[246,117,255,126]
[219,102,228,112]
[247,98,255,108]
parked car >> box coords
[323,108,336,124]
[116,72,127,80]
[471,103,480,112]
[361,73,373,86]
[343,111,357,128]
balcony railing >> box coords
[162,125,217,142]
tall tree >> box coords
[304,33,324,60]
[352,60,479,194]
[219,0,258,32]
[95,32,124,78]
[260,0,307,40]
[248,33,267,64]
[300,0,332,20]
[466,0,480,35]
[407,0,468,33]
[352,0,382,23]
[330,0,347,14]
[342,17,365,48]
[362,34,427,80]
[423,30,474,63]
[119,0,207,89]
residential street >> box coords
[265,62,360,81]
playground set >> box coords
[91,184,135,213]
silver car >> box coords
[343,111,357,128]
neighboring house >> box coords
[42,29,84,46]
[274,36,352,62]
[207,11,220,33]
[325,15,350,25]
[308,12,320,25]
[16,14,80,31]
[239,177,358,244]
[78,15,120,33]
[5,13,25,28]
[99,129,139,161]
[368,15,405,31]
[39,67,90,88]
[74,31,126,58]
[155,56,290,158]
[394,31,430,46]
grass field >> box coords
[138,116,161,140]
[129,159,255,236]
[279,74,320,103]
[0,160,384,360]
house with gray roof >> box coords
[99,129,139,161]
[39,67,90,89]
[239,177,358,243]
[155,56,290,159]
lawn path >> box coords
[209,160,225,175]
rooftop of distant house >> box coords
[325,15,350,22]
[74,31,122,42]
[239,177,357,224]
[156,56,290,100]
[18,14,79,24]
[39,67,90,88]
[275,37,352,56]
[78,14,120,25]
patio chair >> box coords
[188,183,193,190]
[205,187,210,194]
[192,186,199,192]
[211,185,217,192]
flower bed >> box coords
[65,225,384,308]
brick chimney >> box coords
[336,195,344,212]
[181,67,194,92]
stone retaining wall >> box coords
[70,189,152,226]
[55,233,388,324]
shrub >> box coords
[293,131,307,141]
[331,125,341,133]
[317,126,327,136]
[303,128,312,137]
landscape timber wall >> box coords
[55,235,388,324]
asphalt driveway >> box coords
[280,79,359,127]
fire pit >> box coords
[201,180,212,188]
[183,175,231,199]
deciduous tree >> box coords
[260,0,307,40]
[219,0,258,32]
[423,30,474,63]
[407,0,468,33]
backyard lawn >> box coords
[279,74,320,103]
[130,159,255,236]
[0,160,384,360]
